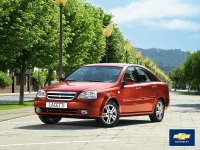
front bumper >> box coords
[34,97,104,118]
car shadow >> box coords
[169,103,200,113]
[15,119,152,131]
[170,104,200,110]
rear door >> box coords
[135,67,158,112]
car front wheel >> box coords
[149,99,164,122]
[39,115,62,124]
[96,101,119,127]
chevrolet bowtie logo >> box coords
[173,133,191,140]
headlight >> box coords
[77,91,97,99]
[36,89,46,98]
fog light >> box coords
[35,107,40,113]
[81,110,87,114]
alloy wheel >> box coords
[102,104,118,124]
[156,101,163,120]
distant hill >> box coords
[136,48,187,73]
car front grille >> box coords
[47,91,76,100]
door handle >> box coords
[136,87,141,90]
[152,85,157,89]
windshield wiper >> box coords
[87,80,102,82]
[65,80,77,81]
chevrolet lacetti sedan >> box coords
[34,63,170,127]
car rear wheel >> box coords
[96,101,119,127]
[149,99,164,122]
[39,115,62,124]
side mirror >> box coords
[123,78,135,86]
[59,77,65,82]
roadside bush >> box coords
[0,71,13,87]
[32,70,57,85]
[32,71,46,85]
[50,71,57,81]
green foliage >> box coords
[184,50,200,91]
[170,50,200,91]
[49,71,57,81]
[169,65,186,89]
[0,0,171,99]
[0,0,64,103]
[32,71,46,85]
[0,0,60,71]
[101,26,127,63]
[63,0,106,73]
[0,71,13,87]
[32,70,57,85]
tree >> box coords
[183,51,194,90]
[169,65,186,89]
[171,50,200,91]
[62,0,105,73]
[102,26,126,63]
[184,50,200,91]
[0,0,61,104]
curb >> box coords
[0,92,37,96]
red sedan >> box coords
[34,63,170,127]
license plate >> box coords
[46,102,67,109]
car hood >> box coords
[43,81,118,92]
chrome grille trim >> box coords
[47,91,76,100]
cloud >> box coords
[142,19,200,30]
[110,0,200,30]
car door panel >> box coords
[120,84,142,113]
[135,66,159,112]
[140,82,158,111]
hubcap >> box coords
[156,101,163,120]
[102,104,117,124]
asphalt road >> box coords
[0,92,199,150]
[0,93,36,104]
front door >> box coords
[120,84,143,113]
[119,67,142,113]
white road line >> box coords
[0,130,48,133]
[0,121,39,123]
[0,131,19,133]
[0,139,117,147]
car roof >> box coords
[84,63,141,67]
[83,63,159,81]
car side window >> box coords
[135,67,157,82]
[123,67,139,82]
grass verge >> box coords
[0,101,34,110]
[176,91,200,95]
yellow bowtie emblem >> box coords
[173,133,191,140]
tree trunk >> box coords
[19,70,26,104]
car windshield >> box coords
[65,66,122,82]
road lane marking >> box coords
[0,130,48,133]
[0,139,117,147]
[0,121,39,124]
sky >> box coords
[85,0,200,52]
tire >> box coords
[149,99,164,122]
[96,101,119,127]
[39,115,62,124]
